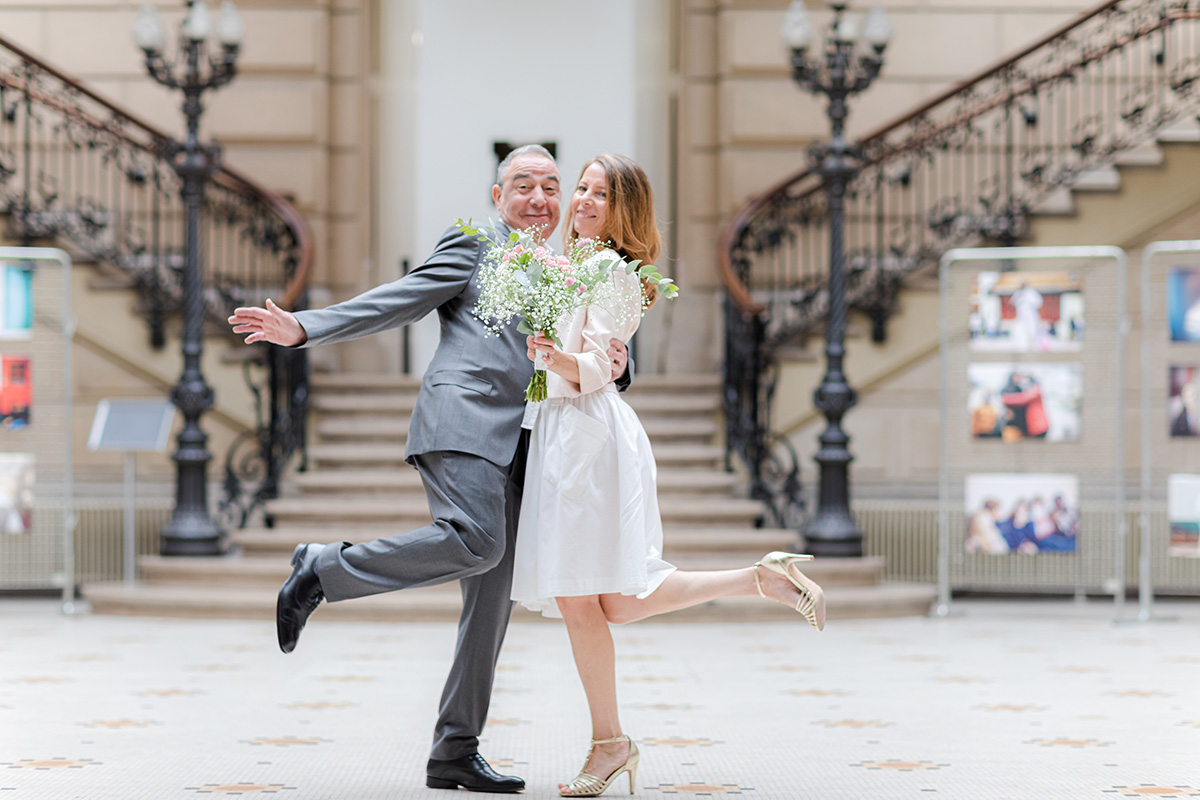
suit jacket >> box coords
[295,221,533,467]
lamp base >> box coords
[160,510,225,557]
[802,509,863,558]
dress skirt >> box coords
[511,385,677,618]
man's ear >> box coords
[492,184,502,209]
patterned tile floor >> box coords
[1,597,1198,799]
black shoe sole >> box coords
[425,776,524,793]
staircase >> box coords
[0,33,312,526]
[721,0,1200,504]
[83,372,937,622]
[777,117,1200,450]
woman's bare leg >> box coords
[556,595,632,788]
[599,564,812,624]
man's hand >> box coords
[608,338,628,382]
[228,298,307,346]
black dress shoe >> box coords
[426,754,525,793]
[276,543,325,654]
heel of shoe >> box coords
[425,776,458,790]
[626,744,639,794]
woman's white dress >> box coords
[510,251,676,618]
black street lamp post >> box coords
[133,1,245,556]
[782,2,891,558]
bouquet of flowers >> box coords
[455,219,678,402]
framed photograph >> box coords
[968,271,1084,353]
[0,355,31,430]
[0,263,33,341]
[1167,267,1200,343]
[968,363,1081,442]
[1168,365,1199,437]
[1168,474,1200,557]
[964,473,1079,555]
[0,453,34,535]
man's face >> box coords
[492,155,561,242]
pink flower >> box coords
[565,277,576,288]
[534,247,547,259]
[512,244,525,256]
[557,255,571,267]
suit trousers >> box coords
[314,432,529,760]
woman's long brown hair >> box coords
[564,153,663,307]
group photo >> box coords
[2,1,1200,799]
[964,473,1080,555]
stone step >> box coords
[307,442,725,470]
[83,577,932,622]
[312,416,720,443]
[310,373,424,391]
[311,395,418,415]
[232,525,793,556]
[309,372,720,393]
[1071,166,1122,192]
[310,391,719,417]
[1113,140,1165,167]
[260,495,764,527]
[136,554,884,590]
[288,469,426,494]
[1157,118,1200,143]
[287,467,741,496]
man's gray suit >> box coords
[293,220,533,760]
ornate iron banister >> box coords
[0,33,312,528]
[720,0,1200,525]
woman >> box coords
[512,154,825,797]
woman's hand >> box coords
[526,333,580,385]
[229,299,307,346]
[607,339,628,382]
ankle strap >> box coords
[590,735,630,745]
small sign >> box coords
[87,399,175,452]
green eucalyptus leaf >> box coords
[516,319,534,335]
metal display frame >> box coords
[937,246,1128,618]
[0,247,75,612]
[87,398,176,586]
[1138,240,1200,622]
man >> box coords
[1010,281,1043,351]
[228,144,630,793]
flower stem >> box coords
[525,371,548,403]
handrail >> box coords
[0,32,313,528]
[0,31,312,313]
[719,0,1199,317]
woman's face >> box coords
[571,162,608,241]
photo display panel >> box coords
[0,250,73,595]
[1141,243,1200,596]
[939,248,1127,607]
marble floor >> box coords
[1,597,1198,800]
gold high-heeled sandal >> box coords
[559,734,639,797]
[754,551,826,631]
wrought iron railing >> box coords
[719,0,1200,526]
[0,35,313,528]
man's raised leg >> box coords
[275,451,510,653]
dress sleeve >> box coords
[572,269,642,396]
